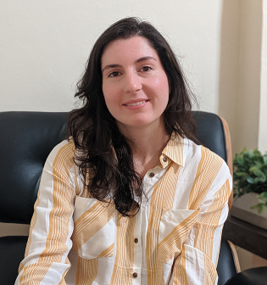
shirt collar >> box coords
[161,133,184,167]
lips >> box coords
[123,99,149,106]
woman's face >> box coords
[101,36,169,133]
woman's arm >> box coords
[15,141,77,285]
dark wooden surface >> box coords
[222,214,267,260]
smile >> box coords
[125,101,146,106]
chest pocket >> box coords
[72,196,115,260]
[157,208,199,264]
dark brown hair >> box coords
[68,17,197,216]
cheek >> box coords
[159,77,170,109]
[102,81,108,100]
[102,80,119,97]
[102,83,113,103]
[153,76,170,102]
[161,74,170,94]
[153,71,169,92]
[102,83,120,114]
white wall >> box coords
[0,0,223,113]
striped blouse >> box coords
[15,134,232,285]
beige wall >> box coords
[218,0,263,156]
[218,0,240,154]
[258,0,267,152]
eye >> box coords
[140,65,152,72]
[108,71,121,78]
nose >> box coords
[123,71,142,93]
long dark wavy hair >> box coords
[68,17,197,216]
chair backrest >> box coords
[192,111,228,161]
[0,112,67,224]
[0,111,236,285]
[0,110,230,224]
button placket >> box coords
[132,269,141,285]
[132,206,142,284]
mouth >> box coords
[123,99,149,106]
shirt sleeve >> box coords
[15,141,77,285]
[170,161,232,285]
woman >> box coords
[16,17,232,285]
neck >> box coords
[118,119,170,177]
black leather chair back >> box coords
[192,111,227,162]
[0,111,228,224]
[0,111,235,285]
[0,112,67,224]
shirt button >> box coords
[133,272,138,278]
[149,172,155,178]
[134,238,138,243]
[163,157,167,162]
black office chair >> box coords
[0,111,240,285]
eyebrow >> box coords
[102,56,157,72]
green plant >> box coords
[233,148,267,213]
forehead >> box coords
[101,36,159,66]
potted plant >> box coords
[232,148,267,229]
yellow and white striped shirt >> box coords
[16,135,232,285]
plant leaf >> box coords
[254,176,266,183]
[236,155,244,165]
[246,176,254,184]
[259,192,267,198]
[249,166,264,177]
[235,172,248,177]
[248,150,254,159]
[233,148,267,215]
